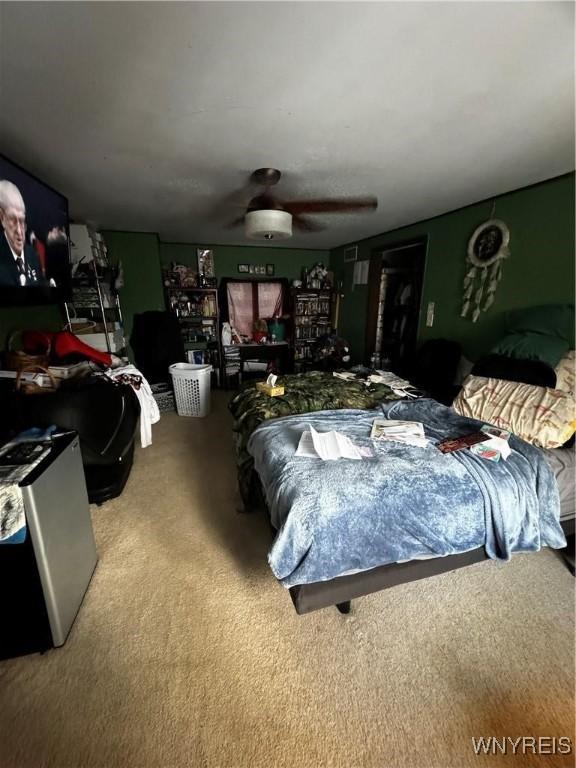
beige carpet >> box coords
[0,392,574,768]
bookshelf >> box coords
[164,284,222,383]
[290,288,333,371]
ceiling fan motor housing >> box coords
[245,209,292,240]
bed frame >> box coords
[287,517,575,614]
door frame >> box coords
[364,236,428,366]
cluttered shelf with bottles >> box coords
[162,264,222,382]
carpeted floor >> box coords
[0,392,574,768]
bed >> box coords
[247,397,573,613]
[232,338,575,614]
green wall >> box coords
[102,231,165,347]
[331,173,575,363]
[101,234,327,356]
[0,304,64,353]
[160,242,328,281]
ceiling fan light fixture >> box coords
[245,209,292,241]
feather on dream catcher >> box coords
[461,216,510,322]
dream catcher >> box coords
[461,217,510,322]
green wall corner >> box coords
[102,231,165,350]
[331,173,575,363]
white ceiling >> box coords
[0,2,574,250]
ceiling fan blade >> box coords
[292,214,326,232]
[247,193,281,212]
[205,171,261,219]
[224,215,246,229]
[283,196,378,216]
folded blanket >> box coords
[247,399,565,588]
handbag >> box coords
[4,330,51,371]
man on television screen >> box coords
[0,179,48,287]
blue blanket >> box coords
[247,399,566,588]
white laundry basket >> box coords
[169,363,212,417]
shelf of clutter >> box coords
[66,224,126,356]
[163,264,222,383]
[290,263,335,371]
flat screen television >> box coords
[0,153,71,306]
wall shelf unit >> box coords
[163,280,223,383]
[290,287,334,371]
[65,227,126,356]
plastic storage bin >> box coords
[169,363,212,417]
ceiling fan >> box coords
[226,168,378,241]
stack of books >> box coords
[370,419,428,448]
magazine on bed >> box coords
[370,419,428,448]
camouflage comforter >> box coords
[229,371,404,504]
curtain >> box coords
[227,282,253,338]
[226,281,284,339]
[257,282,283,319]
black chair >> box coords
[409,338,463,405]
[130,311,185,385]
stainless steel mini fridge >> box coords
[0,433,98,657]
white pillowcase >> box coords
[453,375,576,449]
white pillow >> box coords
[453,375,576,449]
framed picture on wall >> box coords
[266,264,275,276]
[238,263,249,273]
[197,248,215,277]
[249,265,255,274]
[344,245,358,262]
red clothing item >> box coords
[22,330,112,368]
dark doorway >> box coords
[365,237,427,376]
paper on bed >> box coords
[332,371,356,382]
[370,419,429,447]
[296,426,363,460]
[369,371,419,397]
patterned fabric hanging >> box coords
[461,218,510,322]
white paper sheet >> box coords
[296,426,363,460]
[370,419,429,448]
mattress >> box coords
[543,445,575,521]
